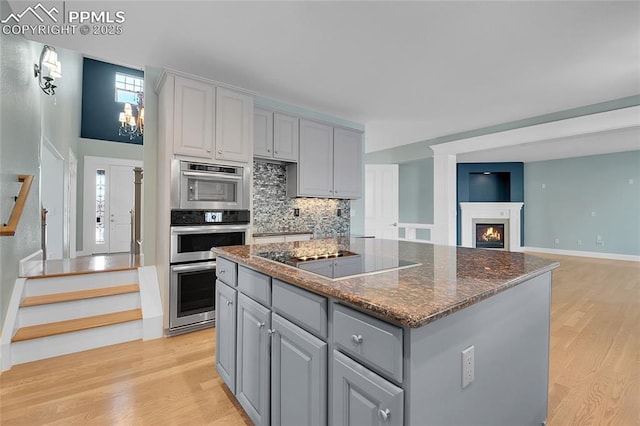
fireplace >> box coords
[475,223,505,249]
[471,218,509,250]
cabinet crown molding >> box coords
[155,68,256,96]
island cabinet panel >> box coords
[333,304,403,383]
[332,350,404,426]
[236,293,271,426]
[216,257,238,287]
[215,280,237,393]
[271,313,327,426]
[237,265,271,307]
[173,76,215,159]
[272,279,327,339]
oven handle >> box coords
[171,226,250,234]
[171,262,217,272]
[182,171,242,180]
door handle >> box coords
[391,222,397,227]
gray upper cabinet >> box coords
[254,108,299,162]
[271,313,327,426]
[273,113,299,162]
[290,119,334,197]
[215,280,237,393]
[254,107,274,158]
[236,293,271,426]
[332,350,404,426]
[333,127,363,198]
[172,76,215,159]
[215,87,253,163]
[288,119,363,199]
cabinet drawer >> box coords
[333,304,403,383]
[238,266,271,306]
[272,279,327,339]
[216,257,237,287]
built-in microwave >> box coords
[171,160,250,210]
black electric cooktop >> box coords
[254,247,419,280]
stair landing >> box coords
[20,254,141,279]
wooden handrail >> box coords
[1,175,34,237]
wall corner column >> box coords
[432,153,457,246]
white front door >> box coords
[364,164,399,239]
[83,156,142,255]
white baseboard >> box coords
[523,246,640,262]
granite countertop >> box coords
[253,231,314,237]
[213,238,559,328]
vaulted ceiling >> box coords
[14,1,640,156]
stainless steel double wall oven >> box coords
[169,160,250,333]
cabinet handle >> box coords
[257,322,265,328]
[351,334,363,345]
[226,300,233,306]
[218,150,223,155]
[377,408,391,422]
[218,269,225,274]
[207,149,211,153]
[274,150,278,154]
[267,328,276,336]
[267,148,271,153]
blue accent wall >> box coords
[457,162,524,245]
[81,58,144,145]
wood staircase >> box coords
[6,269,146,366]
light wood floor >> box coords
[1,254,638,425]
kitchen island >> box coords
[213,238,559,426]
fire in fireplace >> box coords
[476,223,505,249]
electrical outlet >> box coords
[577,239,582,246]
[462,346,474,388]
[293,208,300,217]
[554,238,560,244]
[337,208,342,217]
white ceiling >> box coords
[13,0,640,157]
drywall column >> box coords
[432,152,457,245]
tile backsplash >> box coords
[253,161,350,236]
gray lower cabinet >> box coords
[332,350,404,426]
[271,313,327,426]
[215,280,237,393]
[236,293,271,426]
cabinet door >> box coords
[236,293,271,426]
[332,350,403,426]
[333,127,363,198]
[273,113,299,162]
[271,314,327,426]
[173,76,215,158]
[215,87,253,163]
[254,107,273,158]
[215,280,237,393]
[298,119,334,197]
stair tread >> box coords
[20,284,140,307]
[12,309,143,342]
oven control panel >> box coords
[171,209,250,226]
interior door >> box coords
[108,165,135,253]
[365,164,399,239]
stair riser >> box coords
[18,293,142,327]
[24,270,139,296]
[11,320,143,365]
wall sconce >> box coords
[34,45,62,95]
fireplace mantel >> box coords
[460,202,524,251]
